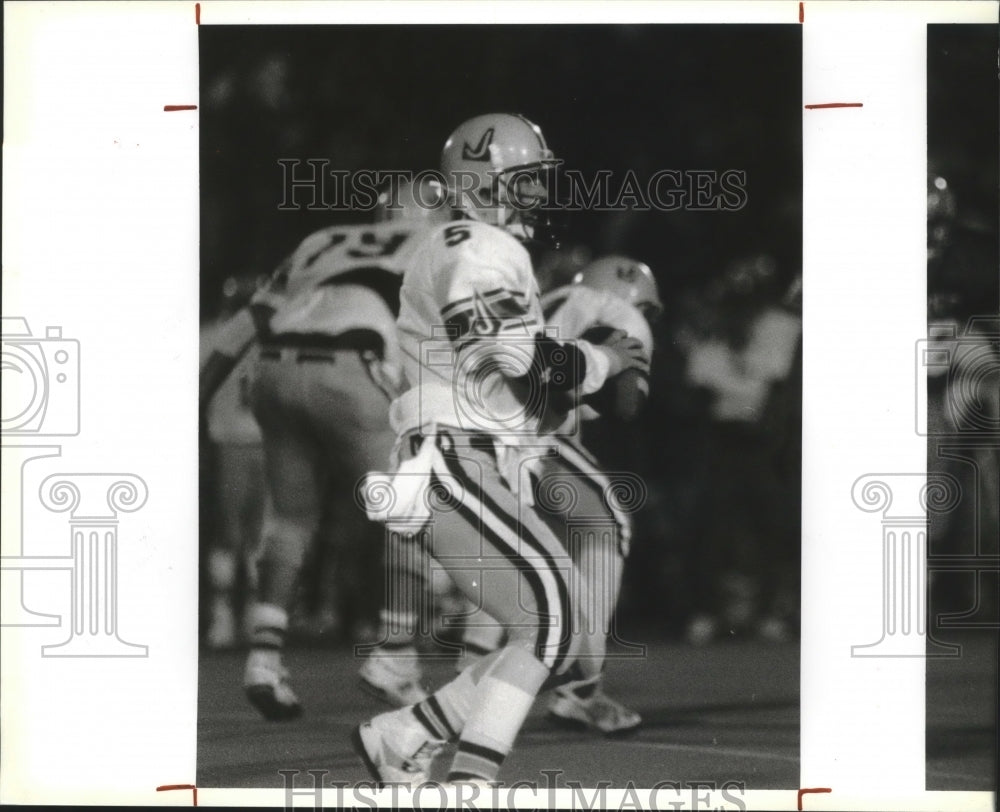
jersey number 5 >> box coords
[443,224,471,247]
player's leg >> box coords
[205,442,247,649]
[235,443,266,627]
[354,433,598,785]
[534,439,641,734]
[207,442,265,649]
[289,494,345,641]
[243,359,324,720]
[447,438,640,733]
[357,530,436,704]
[314,351,431,705]
[454,607,506,672]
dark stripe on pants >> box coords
[438,438,574,673]
[430,469,557,669]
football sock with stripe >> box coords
[411,659,485,741]
[405,646,550,780]
[247,602,288,651]
[447,646,549,782]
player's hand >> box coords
[599,329,651,377]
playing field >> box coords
[196,633,995,792]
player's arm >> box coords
[542,288,653,418]
[577,297,655,420]
[576,326,649,420]
[199,306,257,413]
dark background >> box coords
[928,25,999,246]
[200,24,802,316]
[926,24,999,323]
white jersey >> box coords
[391,221,612,442]
[542,285,654,360]
[251,222,430,373]
[541,285,655,429]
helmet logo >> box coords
[462,128,495,161]
[616,264,638,282]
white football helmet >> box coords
[374,175,451,224]
[440,113,560,243]
[573,255,663,322]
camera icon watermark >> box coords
[916,315,999,638]
[916,315,999,437]
[1,317,80,436]
[418,322,581,439]
[1,315,148,657]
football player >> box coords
[454,255,661,734]
[202,178,452,720]
[199,275,268,649]
[352,113,650,786]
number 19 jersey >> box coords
[251,222,429,361]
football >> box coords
[579,323,649,420]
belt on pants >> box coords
[259,328,384,364]
[406,429,496,458]
[259,346,345,364]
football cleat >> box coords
[547,676,642,735]
[244,648,303,721]
[358,648,429,706]
[352,710,446,788]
